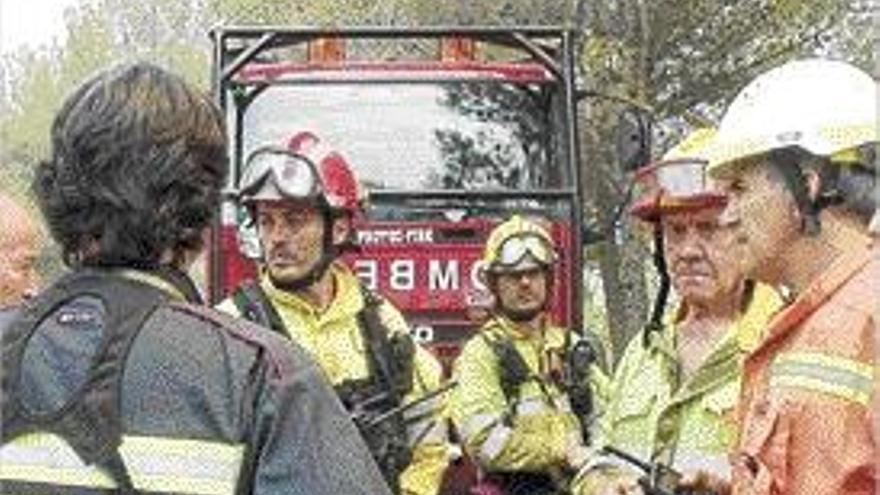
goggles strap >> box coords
[644,223,670,348]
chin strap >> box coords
[644,223,670,348]
[269,249,337,292]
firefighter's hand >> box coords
[677,470,731,495]
[564,433,593,470]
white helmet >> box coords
[707,59,878,178]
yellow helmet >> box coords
[630,128,727,221]
[707,59,878,178]
[482,215,556,273]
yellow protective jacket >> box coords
[574,283,782,493]
[218,263,449,495]
[449,315,582,479]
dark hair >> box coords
[766,146,877,231]
[33,62,227,267]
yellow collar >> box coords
[653,281,783,355]
[114,269,188,301]
[484,314,567,350]
[261,262,365,323]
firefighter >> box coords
[572,130,782,495]
[217,132,449,495]
[705,59,878,494]
[0,62,391,494]
[449,214,594,495]
[0,193,40,306]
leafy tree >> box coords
[433,83,550,189]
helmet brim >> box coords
[630,193,728,222]
[485,253,551,274]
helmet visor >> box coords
[492,233,555,271]
[649,158,712,197]
[239,147,321,202]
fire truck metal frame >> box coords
[208,26,586,364]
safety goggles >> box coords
[492,233,556,271]
[239,147,321,202]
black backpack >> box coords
[1,270,177,491]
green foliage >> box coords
[1,51,63,162]
[59,4,118,90]
[434,83,549,189]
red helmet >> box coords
[239,131,366,216]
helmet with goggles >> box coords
[482,215,557,274]
[630,128,727,222]
[239,131,366,217]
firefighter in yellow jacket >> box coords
[449,215,594,495]
[217,132,449,495]
[573,130,782,495]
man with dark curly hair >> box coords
[0,62,391,495]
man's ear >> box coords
[803,168,822,202]
[331,215,351,245]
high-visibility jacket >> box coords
[449,315,582,482]
[218,262,449,495]
[573,283,782,493]
[0,268,391,495]
[732,242,878,495]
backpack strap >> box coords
[356,285,414,400]
[231,279,288,337]
[2,269,173,490]
[479,331,532,423]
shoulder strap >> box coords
[356,285,414,400]
[2,269,171,489]
[232,280,289,338]
[170,301,299,380]
[479,331,532,409]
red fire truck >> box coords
[207,26,586,370]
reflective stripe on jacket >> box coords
[733,243,878,495]
[449,315,581,475]
[0,433,244,494]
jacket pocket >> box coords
[737,398,792,495]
